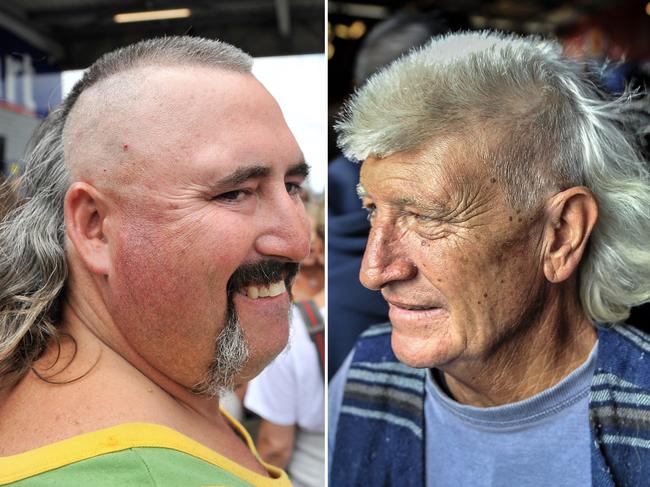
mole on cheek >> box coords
[122,143,129,151]
[421,240,429,247]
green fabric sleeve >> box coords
[7,448,257,486]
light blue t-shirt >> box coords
[329,344,597,486]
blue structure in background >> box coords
[0,27,61,176]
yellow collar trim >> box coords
[0,409,287,485]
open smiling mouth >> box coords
[242,281,287,299]
[227,260,299,301]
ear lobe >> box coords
[543,187,598,283]
[64,182,111,276]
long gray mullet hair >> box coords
[0,36,252,386]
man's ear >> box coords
[542,187,598,283]
[64,182,111,276]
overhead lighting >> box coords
[348,20,366,39]
[114,8,191,23]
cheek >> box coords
[107,221,232,364]
[414,232,540,320]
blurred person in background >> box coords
[0,36,311,485]
[246,196,325,487]
[329,31,650,487]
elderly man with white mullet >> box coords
[0,37,311,486]
[329,31,650,487]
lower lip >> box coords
[388,304,447,323]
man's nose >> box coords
[360,220,417,290]
[255,191,310,263]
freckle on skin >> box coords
[478,301,481,305]
[483,292,488,298]
[509,216,513,222]
[122,143,128,151]
[490,178,497,183]
[518,217,522,222]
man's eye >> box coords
[285,182,302,195]
[413,212,434,222]
[215,189,250,202]
[363,203,377,221]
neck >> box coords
[59,262,224,423]
[62,301,224,421]
[441,282,597,407]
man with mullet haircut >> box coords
[329,31,650,486]
[0,36,310,486]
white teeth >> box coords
[268,281,286,297]
[244,281,285,300]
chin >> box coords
[241,326,290,380]
[391,330,456,369]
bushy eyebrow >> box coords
[286,162,310,178]
[218,165,271,186]
[215,161,309,188]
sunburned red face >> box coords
[101,66,311,394]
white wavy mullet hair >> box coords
[336,30,650,324]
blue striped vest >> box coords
[331,323,650,487]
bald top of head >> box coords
[62,64,258,192]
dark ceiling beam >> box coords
[27,0,321,21]
[0,6,64,58]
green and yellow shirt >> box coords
[0,411,290,486]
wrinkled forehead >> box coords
[358,135,492,198]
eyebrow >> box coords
[216,161,309,187]
[356,183,366,198]
[218,165,271,186]
[286,162,310,178]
